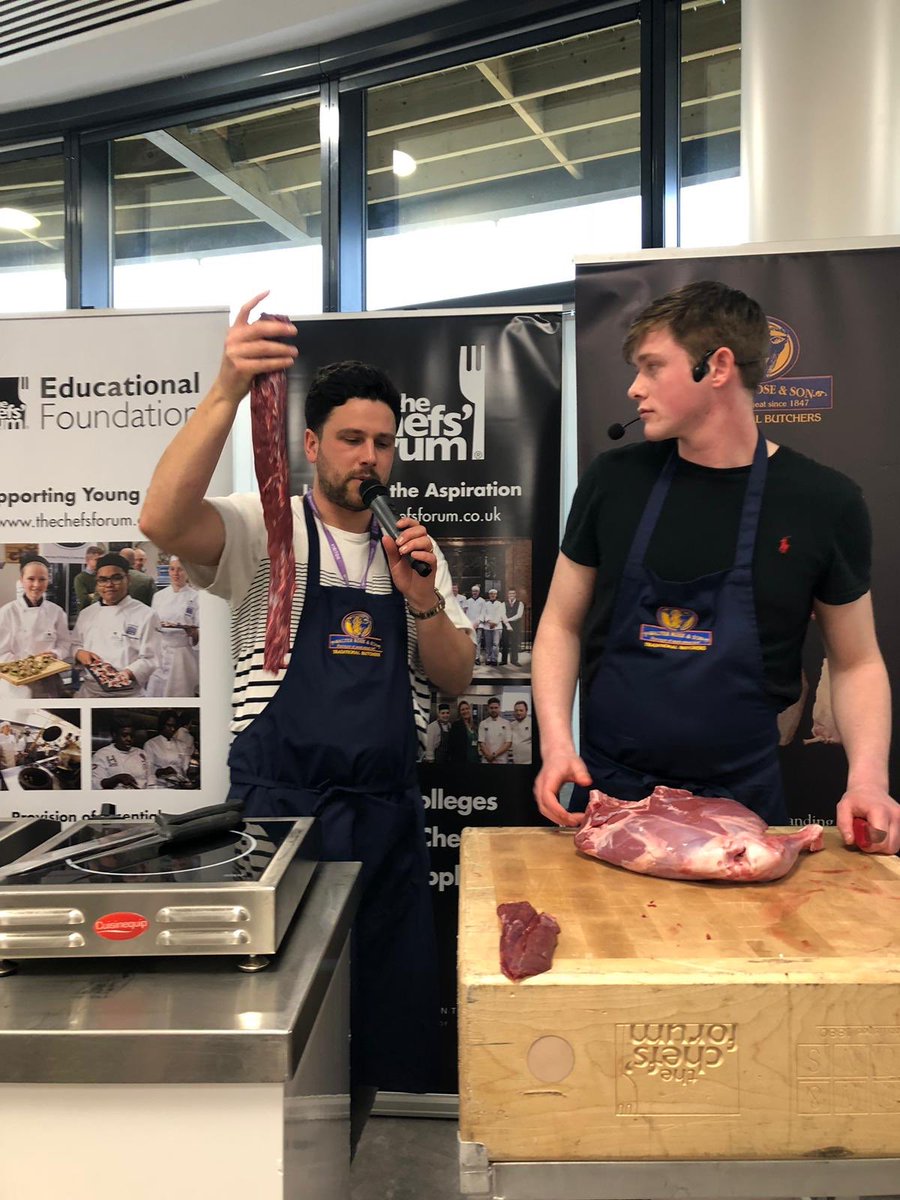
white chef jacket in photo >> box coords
[146,584,200,697]
[481,599,505,629]
[91,743,153,789]
[72,596,161,696]
[478,715,512,763]
[510,716,533,764]
[0,597,71,699]
[0,729,24,769]
[143,733,192,779]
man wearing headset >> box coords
[533,280,900,854]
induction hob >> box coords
[0,815,319,969]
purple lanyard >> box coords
[305,493,381,590]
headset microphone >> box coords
[692,347,716,383]
[607,416,641,441]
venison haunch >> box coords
[574,786,824,882]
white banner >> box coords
[0,308,233,821]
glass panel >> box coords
[112,98,322,316]
[366,20,641,307]
[680,0,745,246]
[0,149,66,313]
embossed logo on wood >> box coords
[615,1022,740,1115]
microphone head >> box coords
[607,423,626,440]
[358,477,389,507]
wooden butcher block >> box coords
[458,826,900,1163]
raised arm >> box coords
[532,552,596,826]
[814,592,900,854]
[139,293,298,566]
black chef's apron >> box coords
[573,434,786,824]
[228,499,438,1092]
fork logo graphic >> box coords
[394,344,487,462]
[458,344,485,460]
[0,376,27,431]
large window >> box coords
[112,98,323,316]
[680,0,745,246]
[365,19,642,308]
[0,145,66,313]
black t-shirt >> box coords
[561,440,871,709]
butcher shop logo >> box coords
[0,376,26,430]
[622,1022,737,1087]
[640,607,712,652]
[328,610,383,658]
[394,345,487,463]
[755,315,834,420]
[766,318,801,379]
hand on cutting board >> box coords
[837,787,900,855]
[219,292,298,403]
[534,749,592,828]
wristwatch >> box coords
[407,589,446,620]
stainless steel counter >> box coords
[0,860,360,1085]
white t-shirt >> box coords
[182,493,473,745]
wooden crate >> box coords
[458,826,900,1162]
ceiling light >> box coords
[0,207,40,231]
[392,150,417,178]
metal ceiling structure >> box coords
[0,0,739,273]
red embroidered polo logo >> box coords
[778,536,791,554]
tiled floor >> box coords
[350,1117,900,1200]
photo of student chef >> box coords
[138,293,475,1116]
[532,279,900,854]
[0,554,71,699]
[71,553,161,697]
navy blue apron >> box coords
[574,434,787,824]
[228,498,438,1093]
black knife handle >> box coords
[155,802,244,844]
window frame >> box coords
[0,0,690,313]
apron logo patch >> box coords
[640,607,712,652]
[328,610,383,658]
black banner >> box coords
[575,246,900,824]
[285,310,562,1092]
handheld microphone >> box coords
[607,416,641,441]
[358,478,432,578]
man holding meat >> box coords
[139,294,475,1111]
[533,280,900,855]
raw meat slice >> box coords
[250,313,295,675]
[574,786,824,883]
[497,901,560,981]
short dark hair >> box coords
[19,554,50,573]
[488,695,500,705]
[622,280,770,391]
[96,553,129,573]
[437,703,450,714]
[305,360,401,437]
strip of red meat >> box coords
[250,313,296,675]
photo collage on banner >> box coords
[0,308,232,821]
[283,311,562,1091]
[574,244,900,829]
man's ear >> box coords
[304,427,318,464]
